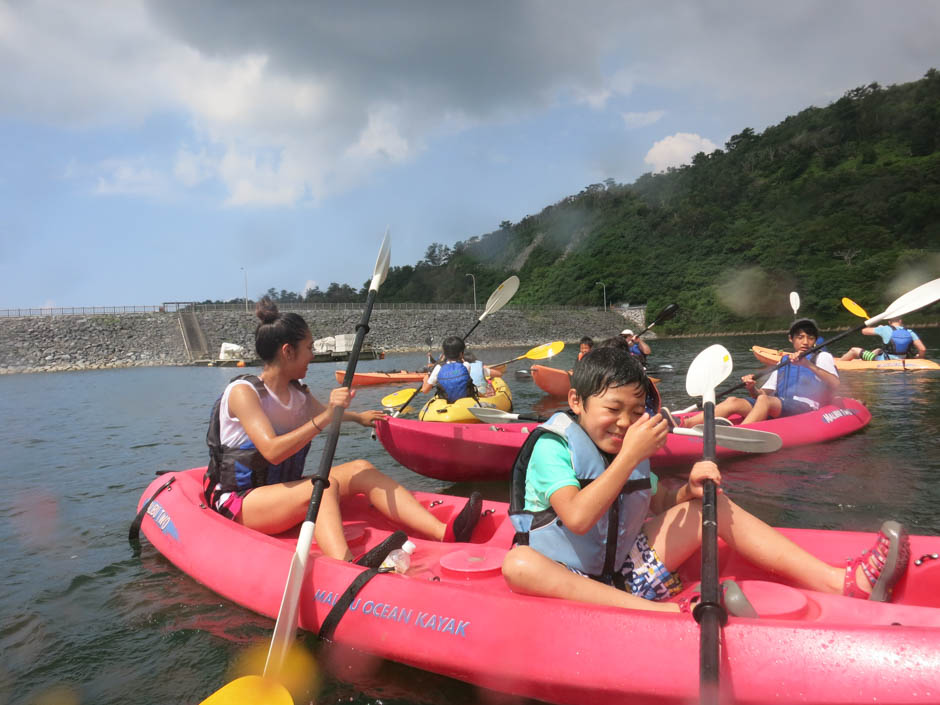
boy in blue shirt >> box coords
[840,317,927,361]
[502,347,908,612]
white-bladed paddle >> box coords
[384,276,520,415]
[269,231,389,681]
[715,277,940,401]
[685,344,733,705]
[466,406,780,453]
[790,291,800,316]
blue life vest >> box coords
[885,327,914,357]
[628,342,647,365]
[436,361,473,403]
[203,374,311,508]
[776,354,828,405]
[508,412,653,580]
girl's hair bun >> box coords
[255,297,280,324]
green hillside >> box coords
[296,71,940,334]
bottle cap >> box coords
[402,540,416,553]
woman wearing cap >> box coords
[669,318,840,428]
[620,328,651,364]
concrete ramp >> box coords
[178,310,209,361]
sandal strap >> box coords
[843,528,897,598]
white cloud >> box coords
[644,133,718,172]
[622,110,665,129]
[345,106,413,163]
[577,88,613,110]
[3,0,939,207]
[303,280,317,295]
[94,159,169,197]
[174,147,216,187]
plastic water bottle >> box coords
[380,540,416,574]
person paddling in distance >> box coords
[567,336,596,375]
[204,299,482,560]
[840,316,927,362]
[578,336,594,361]
[501,347,910,613]
[421,335,503,403]
[670,318,840,429]
[620,328,651,364]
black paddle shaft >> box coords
[633,303,679,338]
[305,288,379,523]
[695,401,726,704]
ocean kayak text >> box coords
[314,589,469,637]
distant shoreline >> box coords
[2,314,935,376]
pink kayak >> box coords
[374,397,872,481]
[137,467,940,705]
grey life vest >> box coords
[508,412,653,580]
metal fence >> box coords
[1,301,627,317]
[0,306,164,317]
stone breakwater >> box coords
[0,307,646,375]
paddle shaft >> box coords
[697,401,722,704]
[310,291,378,517]
[265,285,380,675]
[633,303,679,338]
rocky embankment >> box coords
[0,307,646,374]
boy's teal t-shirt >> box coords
[524,433,658,512]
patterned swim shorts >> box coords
[568,532,683,601]
[619,532,684,600]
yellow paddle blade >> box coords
[841,297,869,319]
[381,387,419,408]
[527,341,564,360]
[200,676,293,705]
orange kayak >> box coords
[531,364,659,397]
[530,364,571,397]
[751,345,940,371]
[334,370,427,387]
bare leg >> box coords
[501,546,679,612]
[237,459,448,561]
[644,494,851,594]
[238,477,354,560]
[682,397,753,428]
[841,347,863,361]
[330,459,447,541]
[740,395,781,424]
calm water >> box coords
[1,331,938,705]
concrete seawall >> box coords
[0,307,646,374]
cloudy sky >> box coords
[1,1,938,308]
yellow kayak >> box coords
[751,345,940,371]
[419,377,512,423]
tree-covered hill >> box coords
[284,71,940,333]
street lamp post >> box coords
[241,267,248,312]
[595,281,607,311]
[466,273,477,310]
